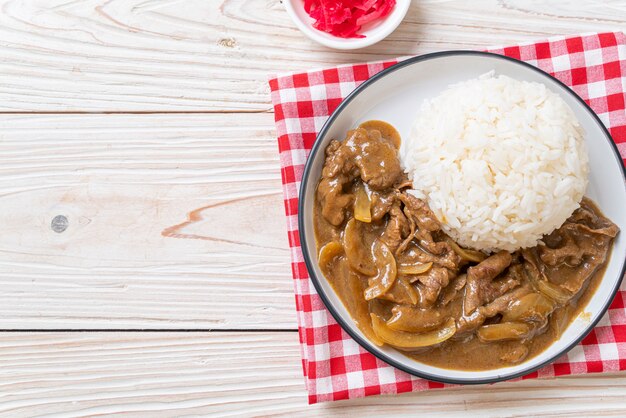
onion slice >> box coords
[446,237,487,263]
[398,277,419,305]
[354,184,372,223]
[502,292,555,323]
[537,279,572,304]
[525,263,572,304]
[398,262,433,276]
[371,315,456,349]
[318,241,344,276]
[343,218,377,276]
[364,240,397,300]
[386,306,446,333]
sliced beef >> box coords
[370,190,397,221]
[398,192,454,256]
[455,310,483,335]
[411,266,451,288]
[317,140,356,226]
[464,251,513,315]
[491,264,523,295]
[534,199,620,295]
[415,282,440,308]
[317,128,405,226]
[397,244,461,271]
[321,139,352,177]
[440,273,467,306]
[540,199,619,267]
[377,279,415,305]
[394,201,422,256]
[399,192,441,232]
[457,286,532,334]
[395,192,462,270]
[344,128,403,190]
[480,286,532,317]
[569,197,618,231]
[380,202,409,253]
[417,237,451,256]
[540,222,619,267]
[563,222,620,238]
[411,266,453,307]
[539,234,584,266]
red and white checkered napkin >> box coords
[269,32,626,404]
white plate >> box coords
[299,51,626,384]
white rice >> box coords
[401,73,589,252]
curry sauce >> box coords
[313,120,619,371]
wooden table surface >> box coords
[1,0,626,415]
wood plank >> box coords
[0,331,625,416]
[0,113,297,329]
[1,0,625,112]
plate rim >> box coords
[298,50,626,384]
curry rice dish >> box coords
[313,120,619,371]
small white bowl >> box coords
[284,0,410,50]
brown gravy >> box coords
[407,261,607,370]
[313,120,619,371]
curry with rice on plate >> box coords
[313,74,620,371]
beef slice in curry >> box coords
[313,120,620,371]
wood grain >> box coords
[0,113,296,329]
[0,331,625,416]
[1,0,625,112]
[2,1,626,414]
